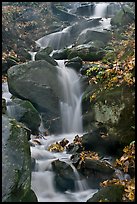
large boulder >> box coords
[82,85,135,148]
[76,30,112,45]
[35,49,57,66]
[7,60,63,133]
[7,60,61,116]
[52,159,76,191]
[2,115,38,202]
[67,44,105,61]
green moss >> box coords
[68,51,105,61]
[87,185,124,202]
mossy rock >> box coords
[7,98,41,134]
[2,116,37,202]
[35,49,57,66]
[68,50,105,61]
[92,86,135,145]
[111,5,135,27]
[87,184,124,202]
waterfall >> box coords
[57,60,83,134]
[93,2,109,18]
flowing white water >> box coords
[29,57,95,201]
[30,134,98,202]
[35,26,72,50]
[28,51,37,61]
[93,2,109,18]
[57,60,83,134]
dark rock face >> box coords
[52,159,76,191]
[2,115,38,202]
[51,3,78,22]
[87,184,124,202]
[65,56,83,72]
[2,98,6,114]
[75,3,95,16]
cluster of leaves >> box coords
[80,150,100,161]
[100,142,135,202]
[73,134,83,145]
[2,50,18,61]
[86,23,135,102]
[48,138,69,152]
[100,178,135,202]
[75,150,100,170]
[114,142,135,173]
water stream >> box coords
[29,56,94,201]
[26,3,111,201]
[2,2,121,202]
[30,133,98,202]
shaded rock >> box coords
[65,56,83,72]
[52,159,75,191]
[7,60,60,114]
[66,143,83,154]
[76,30,112,45]
[16,48,31,62]
[51,3,78,22]
[82,84,135,150]
[52,48,69,60]
[2,98,6,114]
[79,158,115,188]
[87,184,124,202]
[2,57,18,74]
[84,159,115,175]
[2,115,37,202]
[35,49,57,66]
[106,2,121,17]
[111,5,135,27]
[75,3,95,16]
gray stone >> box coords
[2,115,37,202]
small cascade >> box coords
[29,51,37,61]
[93,2,109,18]
[68,162,88,191]
[35,26,72,50]
[57,60,83,134]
